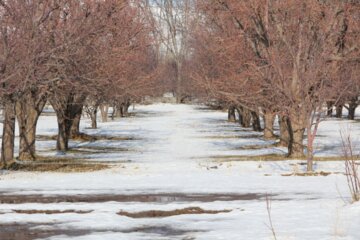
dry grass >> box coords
[281,171,335,177]
[210,154,356,162]
[12,209,93,214]
[36,133,139,142]
[117,207,231,218]
[2,159,109,172]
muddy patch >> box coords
[0,223,203,240]
[281,171,342,177]
[12,209,93,214]
[118,207,231,218]
[36,134,140,142]
[0,223,91,240]
[0,193,270,204]
[3,160,109,172]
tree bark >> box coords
[1,101,16,166]
[348,98,358,120]
[326,101,334,117]
[238,107,251,128]
[235,107,243,125]
[50,93,86,152]
[99,104,109,122]
[15,92,47,160]
[278,115,290,147]
[287,115,306,158]
[70,107,82,138]
[90,107,97,129]
[336,105,343,118]
[251,111,262,132]
[228,105,236,122]
[121,101,131,117]
[263,111,276,139]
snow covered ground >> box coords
[0,103,359,240]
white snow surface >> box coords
[0,103,359,240]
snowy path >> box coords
[0,104,359,240]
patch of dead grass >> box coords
[36,133,139,142]
[210,154,357,162]
[117,207,231,218]
[12,209,93,214]
[281,171,339,177]
[2,160,109,172]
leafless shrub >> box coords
[340,129,360,202]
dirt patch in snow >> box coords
[2,160,109,172]
[12,209,93,214]
[118,207,231,218]
[36,133,139,142]
[0,223,202,240]
[281,171,342,177]
[0,193,270,204]
[0,223,90,240]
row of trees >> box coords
[0,0,159,165]
[184,0,360,171]
[0,1,359,173]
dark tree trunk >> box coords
[348,99,358,120]
[90,107,97,129]
[238,107,251,128]
[70,107,82,138]
[287,114,306,158]
[326,101,334,117]
[251,111,262,132]
[278,115,290,147]
[235,107,243,125]
[121,101,131,117]
[111,105,116,120]
[336,105,343,118]
[50,93,86,152]
[1,101,16,166]
[228,105,236,122]
[263,111,276,139]
[15,92,47,160]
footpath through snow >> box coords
[0,103,359,240]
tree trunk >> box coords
[1,101,16,166]
[56,115,72,151]
[115,104,122,118]
[15,92,47,160]
[235,107,243,125]
[122,101,131,117]
[228,105,236,122]
[239,107,251,128]
[70,107,82,138]
[278,115,290,147]
[251,111,262,132]
[326,101,334,117]
[99,104,109,122]
[263,111,276,139]
[287,115,305,158]
[336,105,343,118]
[111,105,116,120]
[50,93,86,152]
[348,99,358,120]
[90,107,97,129]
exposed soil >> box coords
[281,171,341,177]
[0,193,270,204]
[3,160,109,172]
[0,223,202,240]
[210,154,352,162]
[36,133,139,142]
[12,209,93,214]
[117,207,231,218]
